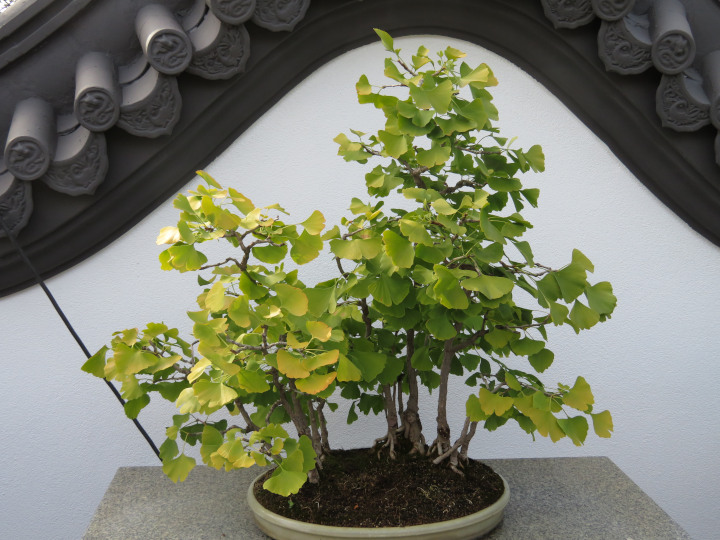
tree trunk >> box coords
[434,339,455,456]
[402,329,425,454]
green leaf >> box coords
[591,410,614,438]
[114,345,156,375]
[478,388,513,416]
[434,265,469,310]
[426,315,457,340]
[369,274,411,306]
[162,245,208,272]
[480,208,505,244]
[123,393,150,419]
[204,282,226,312]
[417,140,452,168]
[557,416,589,446]
[305,286,336,318]
[227,296,251,327]
[410,346,434,371]
[330,239,362,260]
[290,230,322,265]
[466,394,488,422]
[528,349,554,372]
[563,376,594,411]
[459,63,492,87]
[378,130,408,158]
[253,244,288,264]
[524,145,545,172]
[200,425,224,464]
[374,28,395,52]
[409,80,453,114]
[399,219,433,245]
[337,354,363,382]
[235,370,270,393]
[350,351,387,382]
[511,338,545,356]
[430,198,456,216]
[555,264,587,303]
[382,230,415,268]
[356,74,372,95]
[193,380,239,408]
[275,283,309,316]
[569,300,600,330]
[82,346,108,377]
[163,454,196,483]
[585,282,616,315]
[461,275,514,299]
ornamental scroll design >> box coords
[591,0,634,21]
[42,132,108,196]
[656,73,710,131]
[117,75,182,138]
[187,23,251,80]
[598,18,652,74]
[0,174,32,238]
[148,32,192,74]
[252,0,311,32]
[210,0,256,24]
[4,140,49,181]
[75,89,119,132]
[541,0,595,29]
[653,33,694,74]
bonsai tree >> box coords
[83,30,615,498]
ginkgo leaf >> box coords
[306,321,332,342]
[275,284,308,316]
[295,372,337,395]
[156,226,181,245]
[563,376,594,411]
[383,229,414,268]
[337,354,363,382]
[591,410,614,438]
[478,388,513,416]
[302,350,340,371]
[276,349,310,379]
[461,275,514,299]
[163,454,196,483]
[301,210,326,235]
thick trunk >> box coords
[402,329,425,454]
[434,340,455,455]
[376,384,399,458]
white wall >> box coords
[1,36,718,539]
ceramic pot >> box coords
[247,472,510,540]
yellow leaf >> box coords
[307,321,332,342]
[287,333,310,349]
[295,372,337,395]
[156,226,181,245]
[188,358,211,383]
[302,350,340,372]
[277,349,310,378]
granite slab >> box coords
[84,456,690,540]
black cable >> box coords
[0,215,161,460]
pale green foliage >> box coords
[83,31,616,497]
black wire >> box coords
[0,214,161,460]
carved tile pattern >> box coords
[598,19,652,74]
[5,140,49,180]
[148,32,191,74]
[76,89,118,132]
[541,0,595,29]
[117,75,182,138]
[187,24,251,80]
[212,0,256,24]
[252,0,310,31]
[42,133,108,196]
[0,176,32,238]
[656,75,710,131]
[592,0,634,21]
[653,34,694,74]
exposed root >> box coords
[371,428,400,459]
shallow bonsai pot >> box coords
[247,472,510,540]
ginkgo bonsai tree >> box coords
[83,30,616,498]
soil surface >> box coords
[253,446,505,527]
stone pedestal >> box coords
[84,456,690,539]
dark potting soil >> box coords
[253,447,505,528]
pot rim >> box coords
[247,468,510,538]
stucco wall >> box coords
[1,36,718,539]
